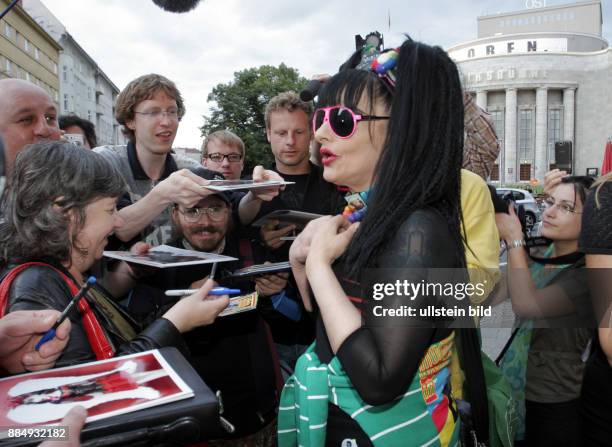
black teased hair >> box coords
[319,38,466,274]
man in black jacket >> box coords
[131,187,285,445]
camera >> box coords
[488,184,550,248]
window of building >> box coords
[63,94,69,112]
[489,110,505,142]
[519,109,534,181]
[53,62,58,75]
[24,38,30,52]
[34,47,40,60]
[25,72,31,82]
[4,23,13,39]
[5,59,12,75]
[491,164,500,181]
[519,164,531,181]
[548,108,562,169]
[519,109,534,161]
[88,110,92,121]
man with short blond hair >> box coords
[264,91,313,176]
[201,129,245,180]
[251,91,344,378]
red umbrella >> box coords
[602,141,612,175]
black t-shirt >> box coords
[577,181,612,444]
[250,162,345,345]
[254,162,345,229]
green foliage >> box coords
[201,64,308,173]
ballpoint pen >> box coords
[164,287,241,297]
[35,276,97,351]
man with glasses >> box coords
[128,168,284,444]
[95,74,224,247]
[202,130,245,180]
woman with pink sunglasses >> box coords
[279,38,467,446]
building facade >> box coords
[0,0,61,105]
[449,1,611,184]
[173,147,202,163]
[21,0,124,146]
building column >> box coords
[563,87,575,144]
[535,87,548,182]
[504,88,517,184]
[476,90,487,110]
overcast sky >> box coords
[40,0,612,149]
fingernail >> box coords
[23,354,33,363]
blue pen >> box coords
[35,276,97,351]
[165,287,241,297]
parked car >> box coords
[495,187,541,231]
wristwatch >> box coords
[506,239,526,250]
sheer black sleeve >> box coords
[579,181,612,328]
[579,182,612,254]
[335,209,460,405]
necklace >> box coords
[342,190,369,223]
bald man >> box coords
[0,78,61,177]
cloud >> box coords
[40,0,611,148]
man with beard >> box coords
[129,171,285,445]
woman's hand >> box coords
[289,216,353,311]
[306,215,360,268]
[544,169,568,195]
[0,310,71,374]
[162,279,229,333]
[495,205,524,242]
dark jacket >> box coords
[3,263,187,367]
[129,235,279,438]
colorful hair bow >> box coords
[355,44,399,92]
[370,49,399,88]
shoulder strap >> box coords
[457,328,490,446]
[0,262,115,360]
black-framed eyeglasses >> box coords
[178,205,228,222]
[206,153,243,163]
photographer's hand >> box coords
[495,205,523,243]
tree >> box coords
[201,64,307,173]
